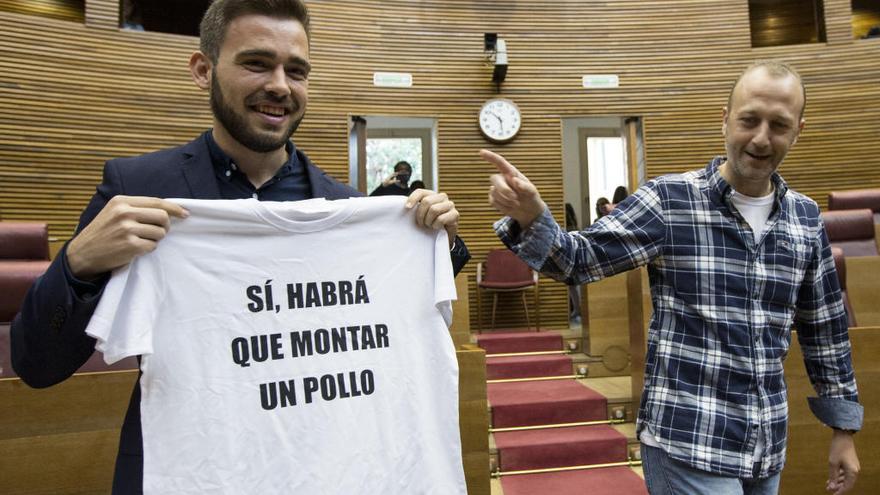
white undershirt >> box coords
[729,189,776,244]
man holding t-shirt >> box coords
[11,0,469,492]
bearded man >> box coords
[10,1,469,492]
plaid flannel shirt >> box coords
[495,157,863,478]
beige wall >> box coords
[1,0,879,330]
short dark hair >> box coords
[393,161,412,173]
[726,60,806,120]
[200,0,311,63]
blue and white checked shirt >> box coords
[495,157,863,478]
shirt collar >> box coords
[203,130,298,183]
[705,156,789,208]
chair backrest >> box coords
[831,246,857,327]
[0,222,51,322]
[483,249,534,285]
[828,189,880,224]
[0,222,50,260]
[821,209,878,257]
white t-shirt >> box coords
[86,196,466,495]
[730,189,775,244]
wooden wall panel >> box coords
[85,0,118,29]
[0,0,83,23]
[1,0,879,332]
[825,0,855,43]
[748,0,826,47]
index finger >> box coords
[405,188,436,208]
[126,196,189,218]
[480,149,524,179]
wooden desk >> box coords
[782,326,880,494]
[1,348,488,494]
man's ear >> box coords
[189,51,212,90]
[792,118,806,146]
[721,106,729,136]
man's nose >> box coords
[752,122,771,149]
[265,66,292,98]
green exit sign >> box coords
[373,72,413,88]
[582,75,619,89]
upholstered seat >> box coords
[821,209,878,257]
[476,249,539,332]
[0,223,140,378]
[0,223,52,323]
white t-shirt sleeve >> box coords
[433,228,457,327]
[85,255,165,364]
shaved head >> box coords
[727,61,806,120]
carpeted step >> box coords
[487,354,572,380]
[500,466,647,495]
[489,380,607,428]
[495,424,627,471]
[476,331,563,354]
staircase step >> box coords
[488,380,607,428]
[476,331,563,354]
[495,425,627,471]
[487,355,572,380]
[499,466,647,495]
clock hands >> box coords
[491,111,505,132]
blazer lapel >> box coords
[179,137,222,200]
[300,148,360,200]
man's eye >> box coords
[245,61,268,70]
[771,121,790,130]
[739,117,758,126]
[286,68,308,79]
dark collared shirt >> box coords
[495,157,862,478]
[204,131,311,202]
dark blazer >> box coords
[10,135,469,494]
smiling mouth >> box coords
[745,151,770,161]
[253,104,290,117]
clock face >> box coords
[479,98,521,143]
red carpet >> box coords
[481,327,644,493]
[494,425,627,471]
[487,354,572,380]
[500,466,648,495]
[488,380,607,428]
[476,330,563,354]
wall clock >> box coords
[479,98,521,144]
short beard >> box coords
[210,70,304,153]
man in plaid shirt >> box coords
[482,61,862,494]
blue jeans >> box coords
[641,444,781,495]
